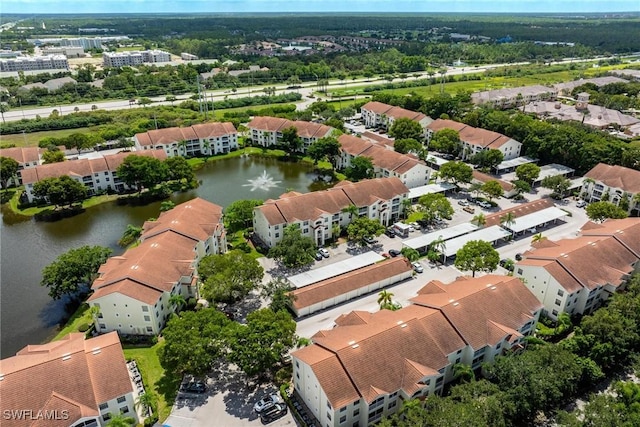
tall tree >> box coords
[280,126,302,153]
[224,199,263,232]
[430,128,461,155]
[41,245,112,300]
[418,193,454,225]
[472,212,487,228]
[32,175,88,208]
[439,161,473,187]
[198,250,264,303]
[0,156,19,189]
[454,240,500,277]
[64,133,96,155]
[306,136,340,166]
[541,175,571,198]
[515,163,541,185]
[470,149,504,170]
[586,201,628,222]
[345,156,374,181]
[165,156,195,183]
[389,117,423,141]
[394,138,423,155]
[268,224,317,268]
[347,217,385,245]
[116,155,169,194]
[260,277,295,313]
[481,180,504,201]
[500,212,517,229]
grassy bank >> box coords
[51,303,93,341]
[0,126,97,147]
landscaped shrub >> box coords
[78,323,91,332]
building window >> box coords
[99,323,106,329]
[99,403,108,410]
[388,400,397,410]
[120,406,129,414]
[557,289,564,297]
[340,415,347,423]
[353,409,359,417]
[117,396,126,404]
[144,316,151,322]
[552,309,559,316]
[146,326,153,333]
[555,299,561,306]
[517,268,523,275]
[327,412,332,421]
[327,402,332,410]
[102,413,111,422]
[340,407,346,412]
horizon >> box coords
[1,1,639,15]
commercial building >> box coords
[19,151,167,203]
[515,218,640,320]
[581,163,640,214]
[0,332,137,427]
[253,177,409,248]
[425,119,522,161]
[88,198,226,335]
[247,116,333,151]
[292,275,541,427]
[337,134,431,188]
[134,122,238,157]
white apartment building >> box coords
[360,101,433,135]
[0,332,137,427]
[88,198,226,335]
[0,147,41,186]
[426,119,522,161]
[42,46,85,58]
[293,275,541,427]
[103,50,171,67]
[253,177,409,247]
[0,55,68,72]
[247,116,334,151]
[337,134,431,188]
[581,163,640,215]
[515,218,640,320]
[471,84,558,109]
[19,151,167,203]
[135,122,238,157]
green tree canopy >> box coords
[394,138,423,155]
[541,175,571,198]
[158,308,231,376]
[585,201,628,222]
[345,156,374,181]
[260,277,295,314]
[430,128,461,155]
[438,161,473,187]
[64,132,96,154]
[417,192,454,225]
[116,155,169,194]
[470,148,504,170]
[306,136,341,166]
[32,175,89,208]
[515,163,541,184]
[481,180,504,201]
[224,199,263,232]
[347,216,385,245]
[388,117,423,141]
[165,156,195,183]
[0,156,19,189]
[42,150,66,164]
[268,224,317,268]
[41,245,112,300]
[454,240,500,277]
[198,250,264,303]
[281,126,302,153]
[225,308,297,377]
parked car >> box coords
[318,248,330,258]
[183,381,207,394]
[412,262,424,273]
[260,403,288,424]
[254,394,281,413]
[409,222,421,230]
[463,206,476,214]
[467,196,478,204]
[389,249,401,257]
[499,259,515,271]
[314,252,323,261]
[363,236,377,244]
[382,252,390,258]
[458,200,469,206]
[478,201,492,209]
[576,200,587,208]
[515,253,523,261]
[385,228,396,238]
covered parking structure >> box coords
[500,206,569,236]
[408,182,456,203]
[493,156,538,175]
[288,252,385,289]
[443,225,512,258]
[402,223,478,253]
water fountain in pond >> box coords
[242,170,282,191]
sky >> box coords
[1,0,639,15]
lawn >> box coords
[0,127,97,147]
[52,303,94,341]
[123,341,180,423]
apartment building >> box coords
[515,218,640,320]
[0,147,41,186]
[0,55,68,72]
[247,116,333,151]
[426,119,522,161]
[19,151,167,203]
[360,101,432,134]
[581,163,640,214]
[88,198,226,336]
[292,275,541,427]
[471,84,557,109]
[337,134,431,188]
[253,177,409,247]
[0,332,136,427]
[102,50,171,67]
[135,122,238,157]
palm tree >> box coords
[342,204,359,221]
[401,199,413,219]
[169,294,186,312]
[500,212,516,229]
[0,102,8,123]
[399,398,423,418]
[453,363,475,383]
[177,139,188,156]
[400,247,419,262]
[106,414,136,426]
[202,140,211,156]
[135,392,158,417]
[377,290,394,310]
[472,213,486,228]
[555,312,572,334]
[532,233,546,244]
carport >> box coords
[500,207,569,236]
[443,225,512,258]
[402,223,478,253]
[408,182,456,203]
[288,252,385,289]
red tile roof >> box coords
[338,134,425,175]
[472,170,515,192]
[584,163,640,194]
[0,332,132,427]
[0,147,40,164]
[361,102,428,122]
[247,116,333,139]
[427,119,516,149]
[135,122,237,146]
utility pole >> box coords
[196,75,203,115]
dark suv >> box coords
[260,403,288,424]
[385,228,396,238]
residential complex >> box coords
[337,134,431,188]
[0,55,68,72]
[134,122,238,157]
[253,177,409,247]
[292,275,541,427]
[102,50,171,67]
[360,101,432,133]
[0,332,137,427]
[471,84,557,109]
[515,218,640,320]
[552,76,627,96]
[581,163,640,214]
[426,119,522,161]
[247,116,334,151]
[27,36,130,50]
[88,198,226,335]
[19,151,167,203]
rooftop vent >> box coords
[348,340,356,346]
[61,353,71,361]
[92,347,101,355]
[452,302,460,307]
[396,320,404,325]
[448,299,455,303]
[0,374,4,381]
[400,323,408,328]
[351,344,360,349]
[491,286,497,290]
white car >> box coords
[576,200,587,208]
[254,394,280,413]
[412,262,424,273]
[318,248,330,258]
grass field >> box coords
[0,127,98,147]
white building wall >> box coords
[90,293,163,336]
[97,392,137,425]
[401,164,431,188]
